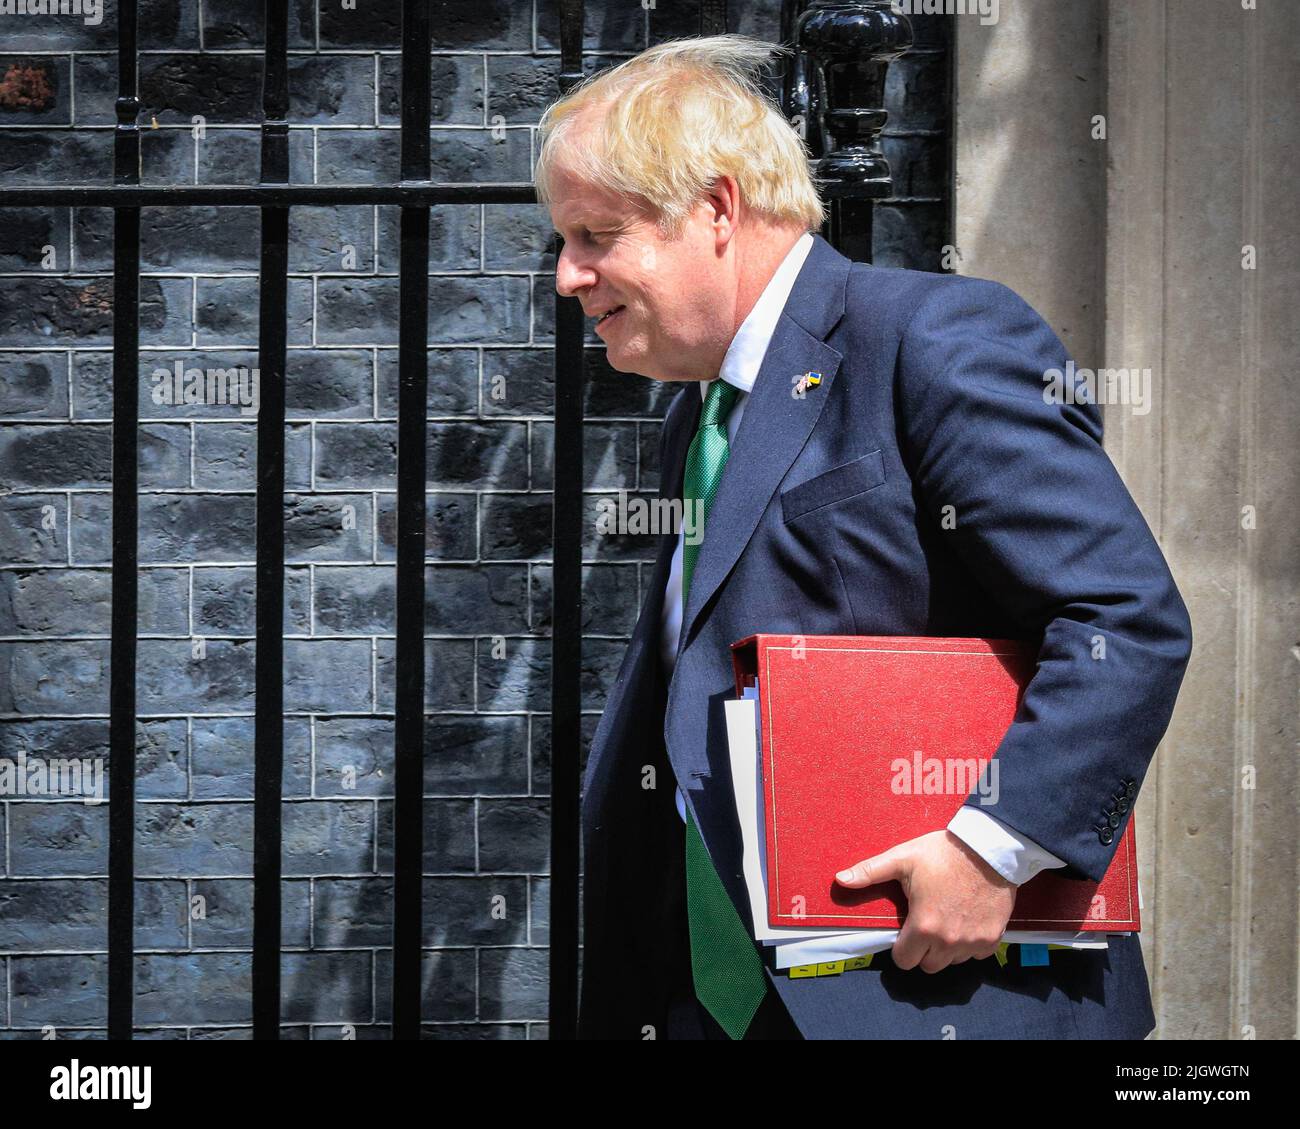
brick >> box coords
[284,639,373,712]
[285,493,374,563]
[313,421,395,488]
[195,277,314,347]
[0,276,192,347]
[191,564,312,636]
[285,348,375,417]
[289,207,376,275]
[201,0,316,50]
[188,878,313,949]
[195,127,314,186]
[9,955,106,1028]
[74,206,262,272]
[375,492,476,561]
[375,347,478,416]
[529,421,638,490]
[7,802,107,876]
[139,494,257,564]
[528,563,640,635]
[478,798,550,873]
[424,564,529,634]
[0,566,187,636]
[313,716,392,797]
[0,639,110,714]
[317,275,531,345]
[477,946,548,1022]
[136,803,253,876]
[0,718,188,801]
[0,351,67,417]
[0,423,108,486]
[133,954,253,1026]
[0,208,71,272]
[373,948,476,1022]
[0,494,66,564]
[478,492,551,560]
[192,422,311,491]
[374,638,475,711]
[135,639,256,713]
[0,130,110,185]
[190,716,313,799]
[377,54,483,125]
[282,800,375,876]
[374,798,478,873]
[312,564,395,635]
[422,713,528,794]
[0,56,70,125]
[375,204,481,273]
[427,422,528,488]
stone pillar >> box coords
[956,0,1300,1039]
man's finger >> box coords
[834,847,907,888]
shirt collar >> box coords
[699,230,815,402]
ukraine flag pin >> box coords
[794,371,822,396]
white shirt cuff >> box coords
[947,806,1068,886]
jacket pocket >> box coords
[780,449,886,523]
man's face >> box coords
[548,167,733,382]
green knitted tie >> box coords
[681,377,769,1040]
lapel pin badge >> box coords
[793,371,822,397]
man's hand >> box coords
[834,830,1016,973]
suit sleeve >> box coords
[896,277,1192,882]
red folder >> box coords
[730,634,1140,932]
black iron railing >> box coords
[0,0,935,1042]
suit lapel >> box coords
[675,233,851,659]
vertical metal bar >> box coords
[547,0,587,1043]
[253,0,290,1041]
[107,0,140,1043]
[392,0,432,1041]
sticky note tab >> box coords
[789,964,818,979]
[815,960,844,976]
[844,955,873,972]
[1047,943,1069,951]
[995,943,1009,968]
[1019,944,1050,967]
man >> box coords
[535,36,1192,1040]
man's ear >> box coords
[706,175,742,249]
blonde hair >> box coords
[534,34,827,240]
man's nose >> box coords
[554,243,595,299]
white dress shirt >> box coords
[658,231,1068,888]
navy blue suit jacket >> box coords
[577,233,1192,1039]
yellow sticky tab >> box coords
[815,961,844,976]
[789,964,818,979]
[995,942,1009,968]
[844,955,873,971]
[1047,944,1069,951]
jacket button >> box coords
[1099,826,1114,845]
[1107,810,1121,829]
[1125,781,1137,798]
[1116,795,1130,814]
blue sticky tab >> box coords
[1018,944,1050,967]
